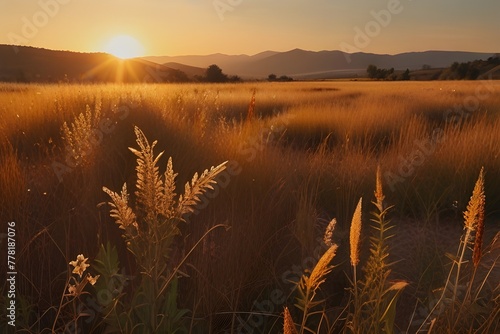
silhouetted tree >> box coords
[367,64,378,79]
[401,69,410,81]
[366,65,394,80]
[279,75,293,82]
[488,55,500,65]
[205,64,228,83]
[268,74,277,81]
[228,75,241,82]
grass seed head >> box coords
[464,167,485,232]
[283,307,298,334]
[350,197,363,267]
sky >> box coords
[1,0,499,57]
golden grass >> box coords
[1,80,499,332]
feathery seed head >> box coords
[470,167,486,266]
[283,307,298,334]
[464,167,485,231]
[375,165,385,211]
[308,244,338,291]
[349,197,363,267]
[323,218,337,247]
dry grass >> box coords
[1,80,499,332]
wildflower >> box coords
[68,284,77,296]
[87,274,100,286]
[69,254,90,277]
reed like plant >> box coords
[101,126,227,333]
[348,166,408,334]
[295,243,339,334]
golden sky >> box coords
[1,0,499,56]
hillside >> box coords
[162,62,206,78]
[0,45,188,83]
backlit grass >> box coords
[0,80,499,332]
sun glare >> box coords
[103,35,145,59]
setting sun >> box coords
[103,35,145,59]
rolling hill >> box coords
[0,45,189,83]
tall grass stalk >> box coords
[349,167,408,334]
[349,197,362,333]
[295,244,338,334]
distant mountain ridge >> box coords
[144,49,497,79]
[0,44,188,83]
[0,44,497,82]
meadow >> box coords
[0,80,499,333]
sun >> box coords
[103,35,145,59]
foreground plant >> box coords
[348,166,408,334]
[283,306,299,334]
[100,126,227,333]
[295,242,339,334]
[53,254,100,333]
[289,217,341,333]
[418,167,498,333]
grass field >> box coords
[1,80,499,333]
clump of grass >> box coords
[0,139,27,219]
[100,126,227,333]
[418,167,498,333]
[62,99,103,167]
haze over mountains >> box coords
[144,49,497,79]
[0,44,497,82]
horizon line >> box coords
[2,44,499,59]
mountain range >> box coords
[144,49,497,79]
[0,44,498,82]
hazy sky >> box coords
[1,0,499,56]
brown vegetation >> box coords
[0,81,499,332]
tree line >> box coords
[366,55,499,81]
